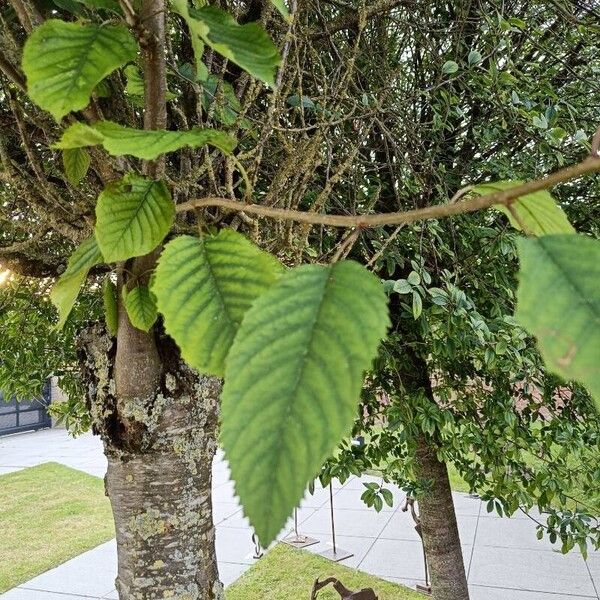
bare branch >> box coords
[177,156,600,229]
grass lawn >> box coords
[0,462,115,593]
[226,544,422,600]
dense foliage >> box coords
[0,0,599,561]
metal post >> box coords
[319,481,353,562]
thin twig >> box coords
[176,156,600,229]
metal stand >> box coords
[319,482,353,562]
[402,496,432,595]
[282,507,319,549]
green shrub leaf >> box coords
[516,235,600,407]
[55,121,236,160]
[50,236,102,329]
[62,148,90,185]
[221,260,390,545]
[22,20,137,121]
[474,181,575,236]
[172,0,280,87]
[123,285,157,332]
[95,174,174,262]
[153,231,283,376]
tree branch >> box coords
[310,0,410,39]
[177,156,600,228]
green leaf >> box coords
[172,0,280,87]
[50,236,102,329]
[123,285,157,332]
[103,278,118,336]
[269,0,291,21]
[153,231,283,376]
[22,20,137,121]
[221,260,389,545]
[95,174,174,262]
[516,235,600,407]
[62,147,90,185]
[442,60,459,74]
[55,121,236,160]
[468,50,482,65]
[412,292,423,319]
[123,65,179,101]
[473,181,575,236]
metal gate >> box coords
[0,380,51,436]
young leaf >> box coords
[95,174,174,262]
[123,285,158,332]
[103,278,118,336]
[55,121,236,160]
[22,20,137,121]
[62,147,90,185]
[221,261,390,545]
[516,235,600,407]
[172,0,280,87]
[473,181,575,236]
[50,236,102,329]
[153,231,283,376]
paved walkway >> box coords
[0,429,598,600]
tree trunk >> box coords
[415,434,470,600]
[106,378,222,599]
[79,325,224,600]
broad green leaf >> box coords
[474,181,575,236]
[221,260,390,544]
[62,148,90,185]
[153,231,283,376]
[95,174,174,263]
[22,20,137,121]
[516,235,600,407]
[103,278,118,336]
[442,60,459,74]
[50,236,102,329]
[55,121,236,160]
[172,0,280,87]
[123,285,157,332]
[269,0,291,21]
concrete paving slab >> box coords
[475,514,564,552]
[358,538,471,580]
[304,534,379,569]
[300,506,395,538]
[469,584,597,599]
[19,544,116,598]
[1,590,103,600]
[218,562,252,587]
[469,545,596,597]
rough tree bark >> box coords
[80,324,223,600]
[415,433,470,600]
[398,350,471,600]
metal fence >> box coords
[0,380,51,436]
